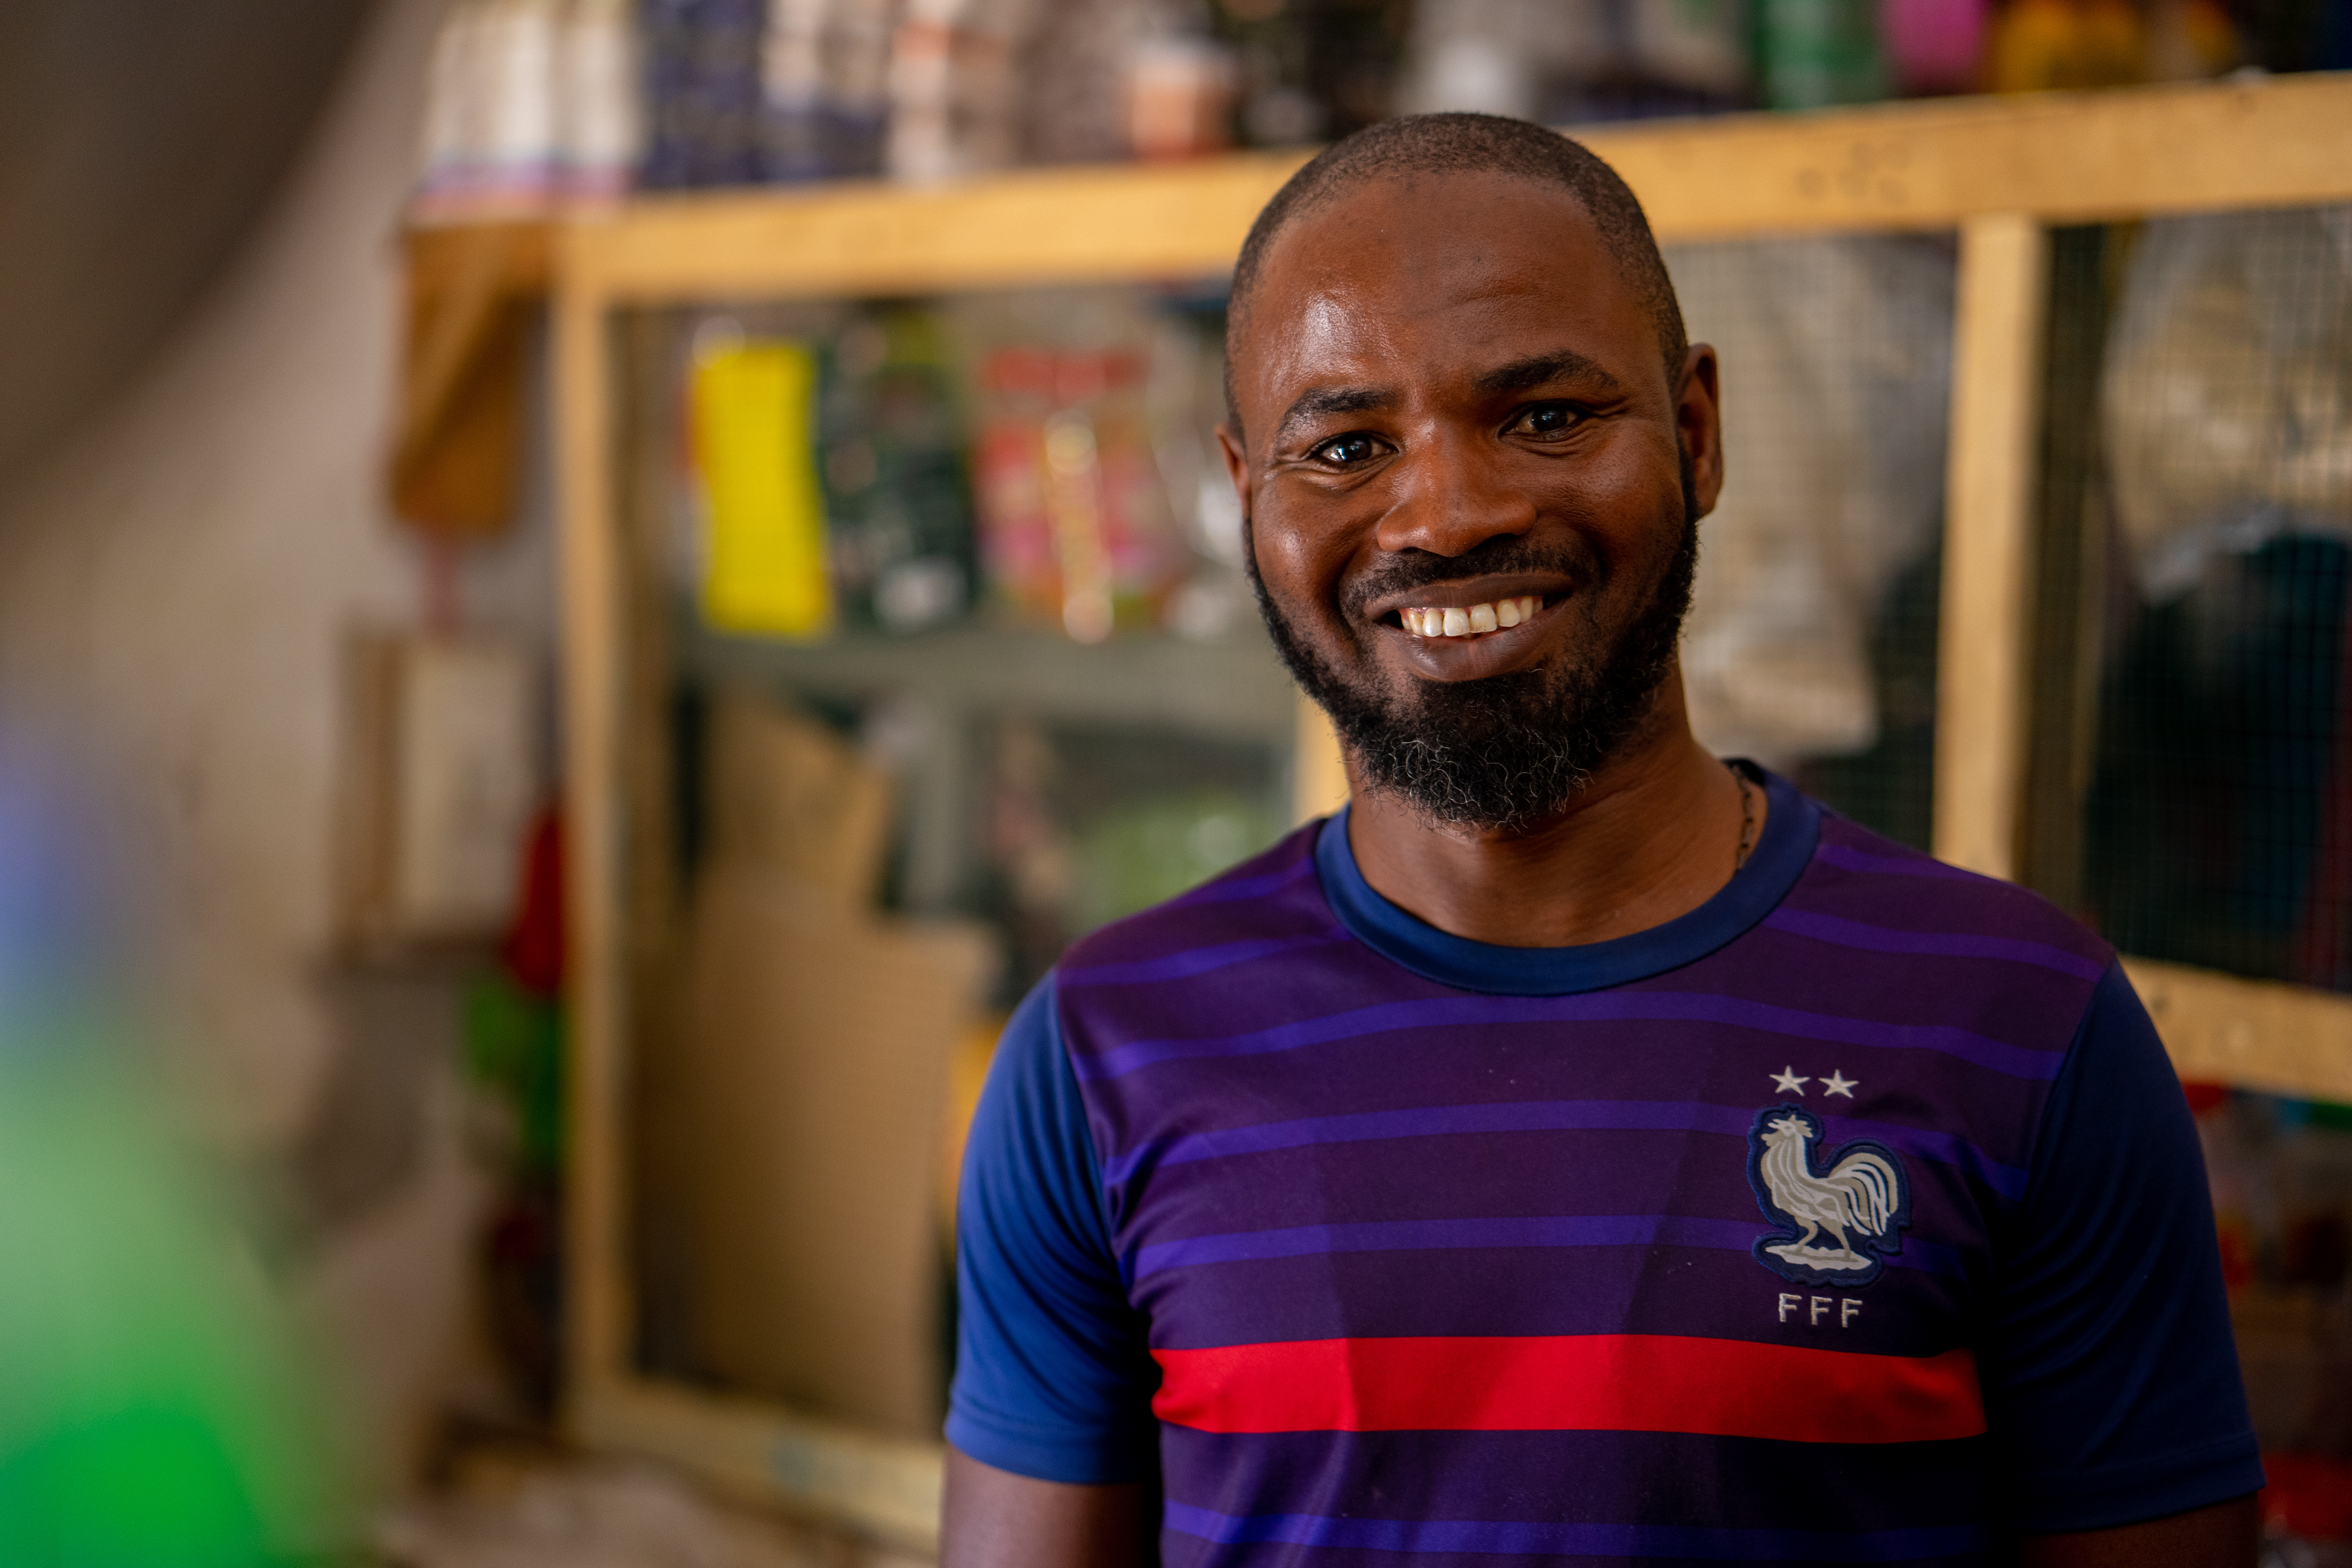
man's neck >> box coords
[1341,686,1756,949]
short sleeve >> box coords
[946,976,1160,1483]
[1980,961,2265,1532]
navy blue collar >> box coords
[1312,764,1819,996]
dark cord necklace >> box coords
[1729,763,1756,872]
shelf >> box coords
[401,218,554,297]
[402,76,2352,310]
[681,619,1300,744]
[532,74,2352,1548]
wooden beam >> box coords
[532,75,2352,304]
[401,219,554,297]
[553,263,633,1409]
[565,152,1308,303]
[1933,214,2047,881]
[2128,958,2352,1105]
[1590,73,2352,241]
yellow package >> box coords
[693,341,832,639]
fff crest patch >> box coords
[1746,1103,1911,1287]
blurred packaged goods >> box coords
[1983,0,2145,91]
[641,0,768,187]
[818,309,979,633]
[1126,34,1241,158]
[1880,0,1988,91]
[2192,1089,2352,1564]
[672,287,1241,643]
[885,0,1038,178]
[414,0,642,220]
[1070,789,1279,929]
[2144,0,2243,77]
[962,316,1189,638]
[1757,0,1887,107]
[461,809,568,1419]
[984,716,1281,990]
[1021,0,1197,163]
[1398,0,1591,119]
[1399,0,1747,123]
[763,0,898,178]
[691,333,837,639]
[404,0,2350,208]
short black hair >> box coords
[1225,113,1688,432]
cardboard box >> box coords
[671,860,993,1434]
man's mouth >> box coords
[1394,595,1544,639]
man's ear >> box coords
[1675,344,1725,519]
[1214,422,1249,508]
[1214,421,1253,552]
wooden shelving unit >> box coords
[405,71,2352,1552]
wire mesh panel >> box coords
[2053,207,2352,987]
[1665,234,1956,848]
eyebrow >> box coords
[1271,384,1395,449]
[1472,350,1622,398]
[1268,350,1627,450]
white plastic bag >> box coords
[2104,206,2352,599]
[1670,235,1955,766]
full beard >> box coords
[1249,468,1700,835]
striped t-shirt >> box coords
[948,768,2261,1563]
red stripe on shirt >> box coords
[1151,1334,1985,1444]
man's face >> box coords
[1222,171,1722,832]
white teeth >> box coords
[1402,595,1542,639]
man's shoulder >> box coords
[1788,808,2116,975]
[1056,820,1332,979]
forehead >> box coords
[1234,171,1650,412]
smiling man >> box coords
[941,115,2262,1567]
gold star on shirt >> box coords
[1770,1066,1809,1095]
[1821,1070,1858,1098]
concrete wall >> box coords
[0,0,556,1528]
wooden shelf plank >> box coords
[563,152,1307,302]
[682,621,1298,741]
[520,75,2352,305]
[401,218,555,296]
[1592,73,2352,241]
[2129,957,2352,1106]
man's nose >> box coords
[1371,426,1537,559]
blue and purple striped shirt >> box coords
[949,770,2261,1563]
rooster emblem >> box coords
[1747,1104,1910,1287]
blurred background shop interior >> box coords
[0,0,2348,1561]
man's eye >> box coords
[1517,403,1584,437]
[1312,433,1383,466]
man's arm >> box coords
[1980,963,2265,1539]
[2022,1493,2259,1567]
[943,1447,1157,1568]
[942,984,1163,1561]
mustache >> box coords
[1339,537,1598,620]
